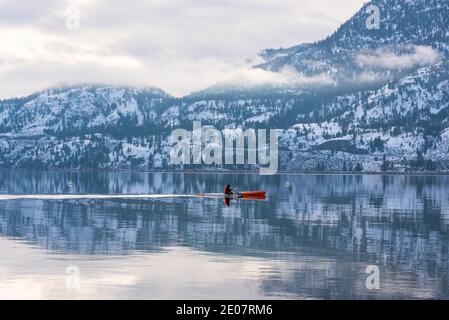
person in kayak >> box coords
[224,184,235,195]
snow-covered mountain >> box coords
[258,0,449,85]
[0,0,448,172]
[0,85,169,138]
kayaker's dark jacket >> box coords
[224,185,232,194]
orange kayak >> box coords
[239,191,266,198]
[195,191,267,200]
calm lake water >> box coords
[1,171,449,300]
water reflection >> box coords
[1,171,449,299]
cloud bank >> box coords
[0,0,365,98]
[356,46,442,70]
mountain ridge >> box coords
[1,0,448,172]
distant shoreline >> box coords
[1,168,449,176]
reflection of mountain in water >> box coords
[1,172,449,299]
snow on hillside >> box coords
[1,0,449,172]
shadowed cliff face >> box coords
[1,171,449,299]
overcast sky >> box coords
[0,0,365,98]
